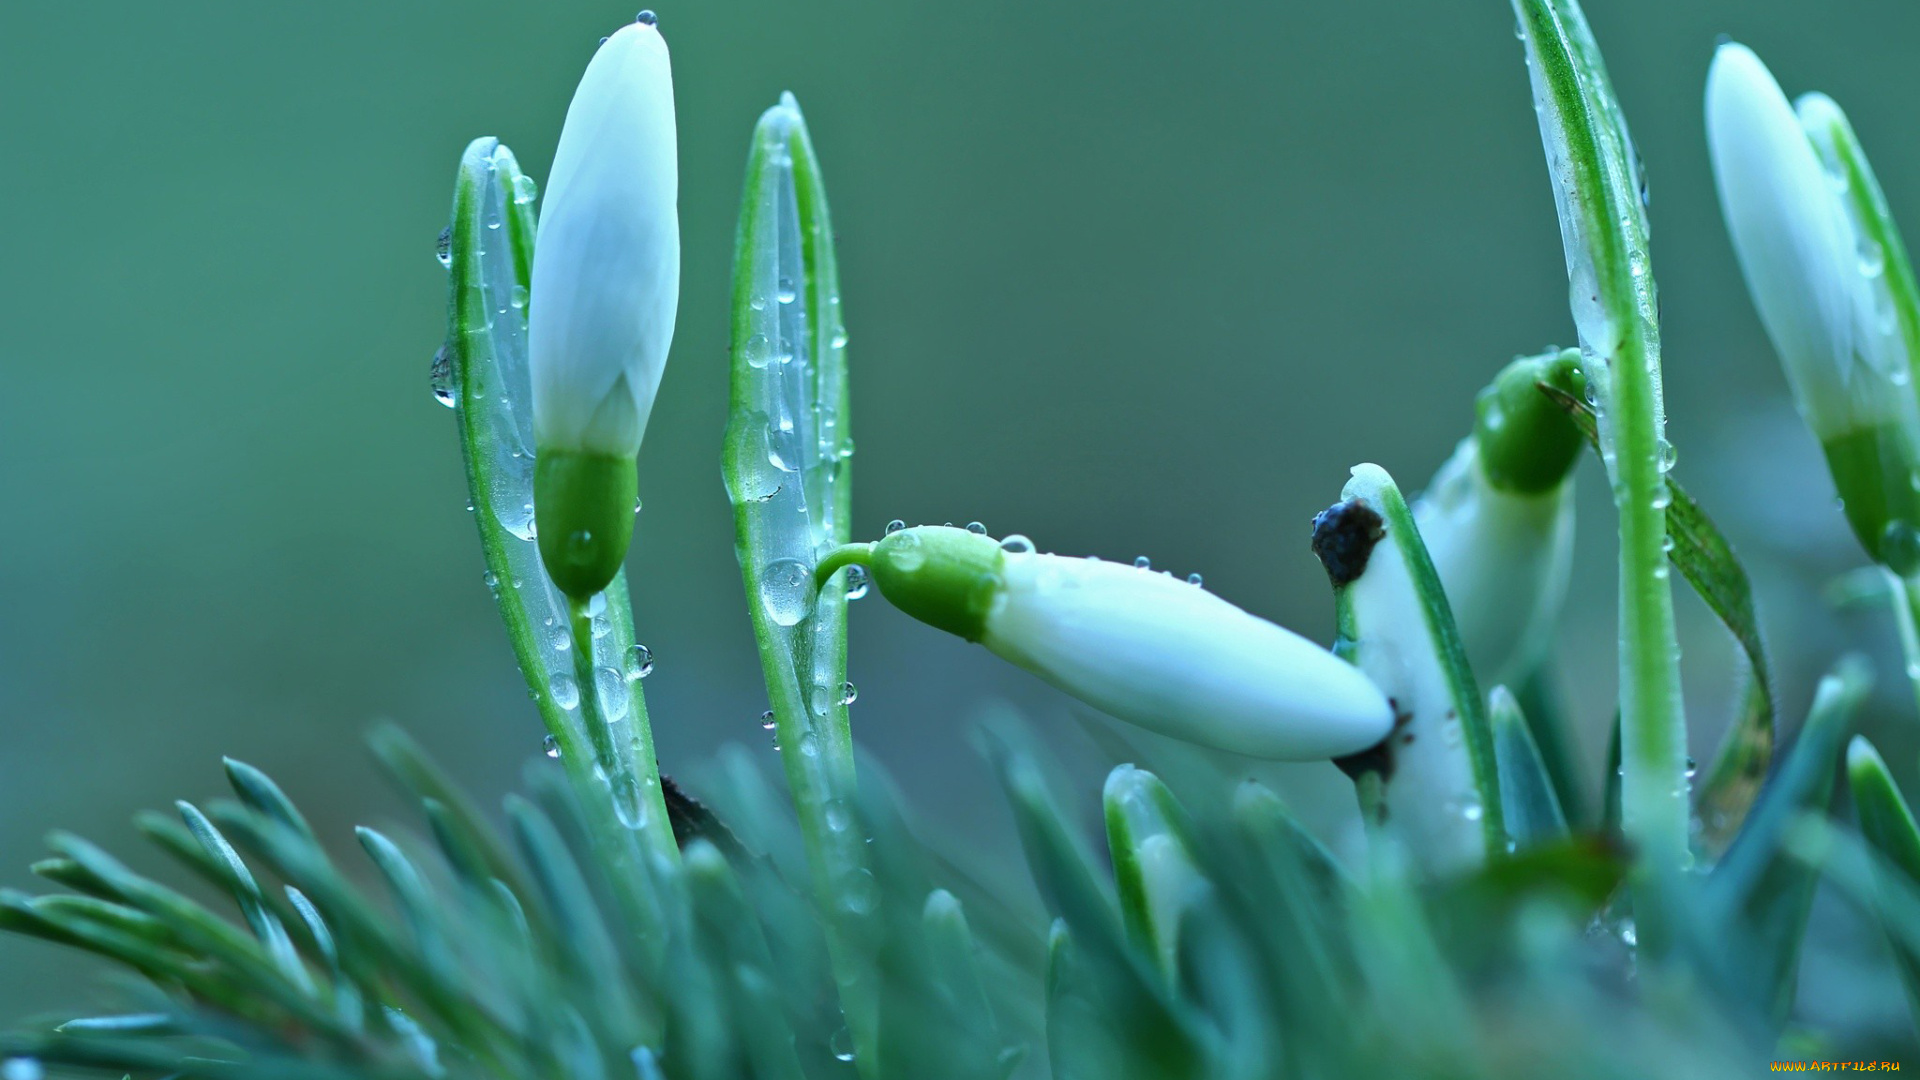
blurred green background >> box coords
[5,0,1919,1032]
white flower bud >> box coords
[1416,438,1574,689]
[858,527,1394,760]
[1705,42,1905,441]
[530,22,680,458]
[1706,42,1920,572]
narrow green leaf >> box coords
[1514,0,1690,902]
[1705,655,1871,1024]
[719,93,871,1061]
[222,759,317,843]
[174,802,310,991]
[1846,736,1920,1027]
[1103,766,1203,981]
[1490,685,1568,846]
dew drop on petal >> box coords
[760,710,776,731]
[543,734,561,759]
[885,519,907,535]
[966,521,987,534]
[1000,534,1034,553]
[549,673,580,710]
[1134,556,1151,570]
[844,564,870,600]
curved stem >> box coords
[814,543,874,592]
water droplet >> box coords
[1655,438,1677,473]
[760,710,776,730]
[596,666,631,721]
[749,294,767,312]
[742,333,773,369]
[482,570,499,590]
[1187,572,1204,586]
[1461,801,1484,822]
[429,345,456,407]
[830,1027,856,1063]
[887,530,926,572]
[549,673,580,710]
[509,172,538,205]
[1650,484,1672,511]
[841,868,878,914]
[766,420,802,472]
[590,614,612,640]
[1683,756,1698,780]
[830,327,849,348]
[543,734,561,759]
[845,564,870,600]
[839,681,858,705]
[434,227,452,268]
[635,9,657,25]
[1861,237,1887,277]
[548,620,571,652]
[626,643,654,679]
[776,277,797,304]
[1000,534,1035,553]
[1618,920,1639,948]
[759,558,816,626]
[510,284,528,309]
[966,521,987,534]
[885,519,907,535]
[1133,556,1151,570]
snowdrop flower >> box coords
[530,16,680,598]
[831,527,1394,759]
[1706,42,1920,572]
[1415,350,1580,687]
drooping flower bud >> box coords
[529,20,680,597]
[1706,42,1920,573]
[854,527,1394,760]
[1415,349,1580,688]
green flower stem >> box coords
[568,595,677,862]
[1514,0,1689,952]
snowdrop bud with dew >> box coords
[1416,349,1580,687]
[530,18,680,598]
[822,527,1394,759]
[1706,42,1920,573]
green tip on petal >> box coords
[534,449,637,599]
[1474,348,1584,494]
[866,526,1005,642]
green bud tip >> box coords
[534,449,638,600]
[864,526,1006,642]
[1475,348,1584,495]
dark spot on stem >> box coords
[1312,499,1386,587]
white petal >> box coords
[982,555,1393,760]
[530,23,680,456]
[1415,439,1574,688]
[1706,42,1883,437]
